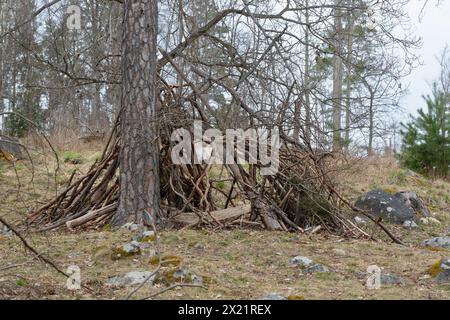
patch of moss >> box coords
[149,255,181,267]
[382,186,397,195]
[110,245,141,260]
[63,151,83,164]
[427,259,444,277]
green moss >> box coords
[382,186,398,195]
[288,295,305,300]
[63,151,83,164]
[149,255,181,267]
[427,259,444,277]
[110,245,141,260]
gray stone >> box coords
[305,263,330,274]
[193,242,205,251]
[355,189,417,224]
[437,270,450,284]
[259,293,287,300]
[133,230,156,242]
[332,248,346,256]
[0,226,12,236]
[403,220,419,229]
[440,259,450,269]
[354,216,368,225]
[125,241,141,253]
[289,256,314,267]
[421,237,450,249]
[121,223,141,232]
[107,271,155,287]
[380,274,405,286]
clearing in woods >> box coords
[0,150,449,299]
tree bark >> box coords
[332,0,343,152]
[113,0,160,226]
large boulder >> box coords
[355,189,417,224]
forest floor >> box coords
[0,145,449,300]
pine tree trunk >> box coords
[113,0,160,226]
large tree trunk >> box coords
[112,0,160,226]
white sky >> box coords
[400,0,450,118]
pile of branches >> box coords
[23,78,401,244]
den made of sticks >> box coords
[0,0,449,301]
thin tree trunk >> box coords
[344,0,355,151]
[304,0,311,145]
[332,0,343,152]
[113,0,160,226]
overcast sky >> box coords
[400,0,450,118]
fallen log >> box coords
[171,204,251,226]
[66,202,118,231]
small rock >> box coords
[332,249,347,256]
[420,217,441,226]
[305,263,330,274]
[107,271,155,287]
[380,274,405,286]
[133,230,156,243]
[111,241,141,260]
[193,242,205,251]
[121,223,141,232]
[0,226,12,236]
[289,256,314,267]
[437,270,450,284]
[403,220,419,229]
[259,293,287,300]
[421,237,450,249]
[441,259,450,269]
[354,216,368,225]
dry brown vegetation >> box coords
[0,148,449,299]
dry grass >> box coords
[0,151,450,299]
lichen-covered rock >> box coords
[289,256,330,274]
[420,217,441,226]
[121,223,141,232]
[380,274,405,286]
[111,241,141,260]
[107,271,155,287]
[421,237,450,250]
[403,220,419,229]
[427,258,450,284]
[305,263,330,274]
[289,256,314,267]
[133,230,156,243]
[154,267,204,286]
[355,189,417,224]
